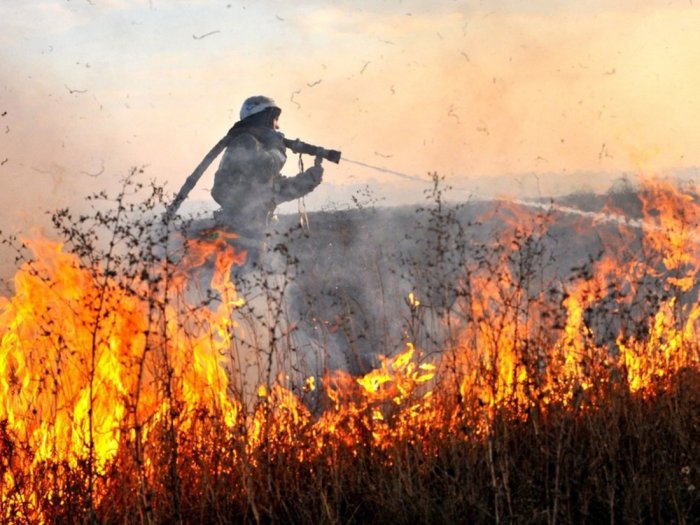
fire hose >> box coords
[164,131,341,219]
[163,128,684,233]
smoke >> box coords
[240,171,697,381]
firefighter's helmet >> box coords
[240,95,281,120]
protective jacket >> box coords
[211,126,322,239]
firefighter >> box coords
[210,95,325,266]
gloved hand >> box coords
[306,163,324,185]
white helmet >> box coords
[239,95,280,120]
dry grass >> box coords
[1,174,699,524]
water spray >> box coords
[340,157,427,182]
[284,140,428,183]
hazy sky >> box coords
[2,0,700,231]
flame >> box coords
[0,179,699,521]
[0,234,245,520]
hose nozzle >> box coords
[284,138,342,163]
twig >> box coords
[81,162,105,178]
[65,84,87,94]
[290,89,301,109]
[192,30,220,40]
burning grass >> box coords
[0,176,699,524]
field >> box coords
[0,174,699,524]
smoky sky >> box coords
[2,0,700,251]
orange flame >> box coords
[0,179,699,522]
[0,234,245,520]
